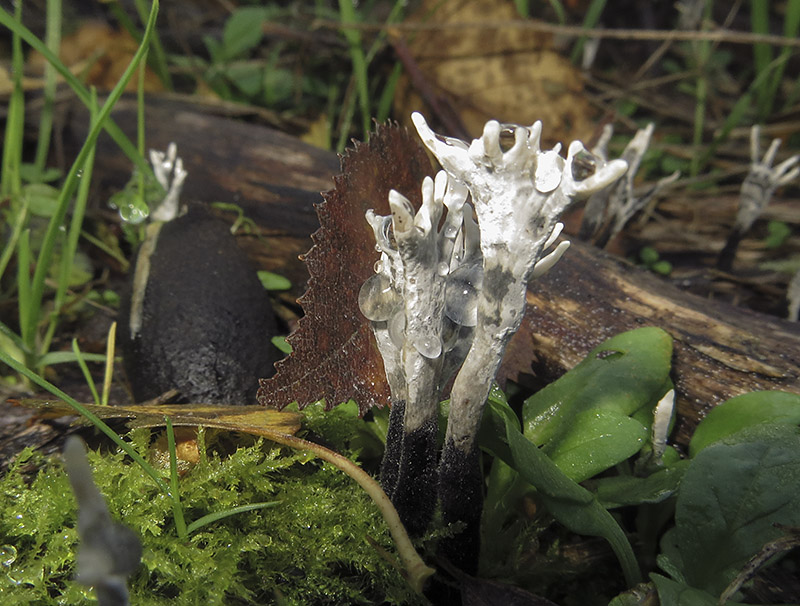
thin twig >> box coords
[312,19,800,48]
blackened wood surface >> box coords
[55,94,800,448]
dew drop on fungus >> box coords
[388,309,406,348]
[437,261,450,276]
[444,263,482,327]
[412,333,442,359]
[358,273,401,321]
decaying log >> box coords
[54,94,800,447]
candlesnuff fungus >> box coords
[360,113,628,571]
[717,125,800,271]
[64,436,142,606]
[579,122,679,247]
[119,144,279,404]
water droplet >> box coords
[375,244,383,253]
[444,224,459,239]
[119,202,150,225]
[76,169,84,178]
[437,261,449,276]
[358,273,401,321]
[412,334,442,359]
[374,259,383,273]
[0,544,17,567]
[444,263,482,327]
[388,309,405,348]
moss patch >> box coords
[0,403,421,605]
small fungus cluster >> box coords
[359,112,628,570]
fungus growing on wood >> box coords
[361,113,629,570]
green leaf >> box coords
[271,335,292,354]
[650,574,725,606]
[227,62,263,98]
[221,7,273,61]
[258,270,292,291]
[523,327,672,452]
[764,220,791,249]
[548,409,648,482]
[689,391,800,457]
[22,183,60,217]
[676,424,800,595]
[593,460,690,508]
[485,397,642,586]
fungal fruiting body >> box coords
[360,113,628,571]
[119,145,279,405]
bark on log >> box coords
[54,93,800,448]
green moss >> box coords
[0,409,423,605]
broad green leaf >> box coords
[676,424,800,595]
[548,409,648,482]
[593,459,690,509]
[651,574,730,606]
[523,327,672,448]
[221,7,273,61]
[689,391,800,457]
[484,397,642,586]
[227,62,263,98]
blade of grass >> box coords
[133,0,173,90]
[570,0,607,64]
[102,322,117,406]
[32,0,61,176]
[165,417,188,539]
[41,88,99,357]
[0,1,24,198]
[23,0,160,364]
[0,8,155,181]
[16,229,32,357]
[0,195,29,280]
[72,338,101,405]
[338,0,371,140]
[186,501,282,535]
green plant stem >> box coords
[41,89,99,358]
[165,417,188,539]
[23,0,160,365]
[72,338,101,405]
[254,428,435,594]
[33,0,61,175]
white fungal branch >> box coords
[149,142,188,223]
[581,123,679,245]
[735,125,800,235]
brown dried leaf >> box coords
[257,123,433,414]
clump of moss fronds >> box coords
[0,403,423,605]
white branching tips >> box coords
[364,113,631,565]
[719,125,800,271]
[736,125,800,234]
[64,436,141,606]
[149,142,188,222]
[581,123,680,246]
